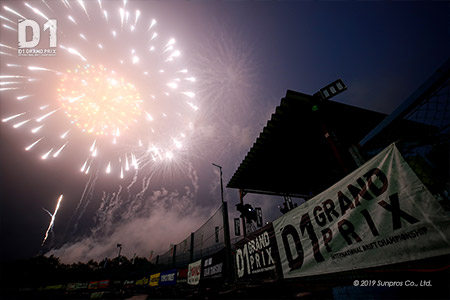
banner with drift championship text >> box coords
[273,143,450,278]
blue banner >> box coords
[159,269,177,286]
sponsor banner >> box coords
[274,144,450,278]
[234,223,282,280]
[177,268,188,284]
[160,269,177,286]
[88,281,99,290]
[76,282,88,290]
[202,250,225,280]
[45,284,65,290]
[149,273,160,287]
[123,280,134,288]
[98,280,109,289]
[66,283,77,291]
[187,259,202,285]
[135,277,149,286]
[112,280,122,287]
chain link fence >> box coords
[399,78,449,196]
[151,204,226,268]
[192,205,225,261]
[360,61,449,204]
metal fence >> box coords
[360,59,449,202]
[192,205,225,261]
[152,203,226,268]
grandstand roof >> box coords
[226,90,386,198]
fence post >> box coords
[222,201,233,283]
[172,244,177,267]
[189,232,194,262]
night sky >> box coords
[0,0,448,263]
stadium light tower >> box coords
[313,79,349,174]
[315,79,347,100]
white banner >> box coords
[187,259,202,285]
[274,143,450,278]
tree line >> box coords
[0,255,154,291]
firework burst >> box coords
[0,0,198,180]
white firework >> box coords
[41,194,64,246]
[0,0,198,180]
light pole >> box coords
[212,163,232,283]
[117,243,122,259]
[212,163,224,203]
[313,79,349,174]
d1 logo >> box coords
[18,19,57,48]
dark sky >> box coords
[0,0,448,262]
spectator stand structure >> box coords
[226,59,450,299]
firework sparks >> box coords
[2,112,26,122]
[57,64,142,136]
[41,195,63,246]
[0,1,198,180]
